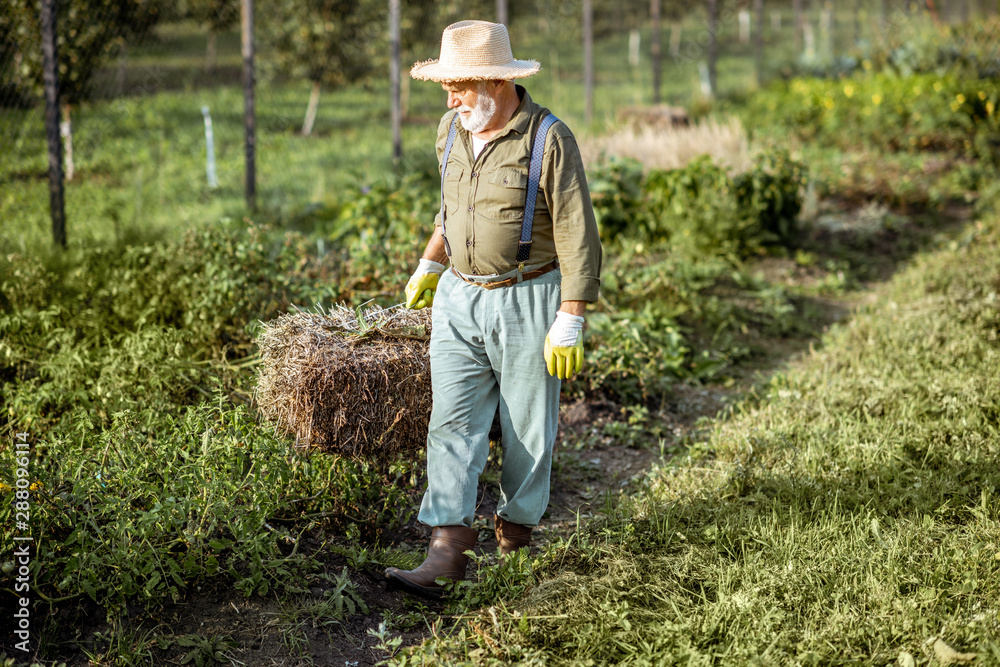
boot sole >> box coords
[384,569,446,600]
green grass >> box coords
[399,205,1000,664]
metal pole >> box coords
[390,0,402,165]
[496,0,508,25]
[42,0,65,247]
[241,0,256,210]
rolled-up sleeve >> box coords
[544,129,602,303]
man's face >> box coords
[442,80,497,134]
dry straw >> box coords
[579,114,751,173]
[254,304,432,459]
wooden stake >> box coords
[241,0,256,210]
[651,0,662,104]
[707,0,719,97]
[583,0,593,124]
[755,0,765,87]
[41,0,65,247]
[496,0,508,25]
[390,0,402,165]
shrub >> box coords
[589,150,807,261]
[746,73,1000,164]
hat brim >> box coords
[409,58,541,82]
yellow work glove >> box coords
[404,259,446,309]
[544,311,585,380]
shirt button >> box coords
[466,240,472,247]
[467,205,473,212]
[471,172,477,178]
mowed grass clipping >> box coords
[400,216,1000,665]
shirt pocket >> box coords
[442,166,464,219]
[485,167,528,221]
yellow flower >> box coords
[844,83,855,98]
[30,481,43,491]
[0,482,11,493]
[913,86,922,95]
[872,94,882,106]
[862,60,872,70]
[988,101,995,116]
[956,93,966,104]
[979,91,986,100]
[933,81,943,92]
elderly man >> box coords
[385,20,602,599]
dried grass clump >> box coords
[580,115,751,173]
[254,304,432,458]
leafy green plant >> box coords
[0,398,417,610]
[746,73,1000,165]
[175,634,237,667]
[444,549,538,611]
[590,150,807,261]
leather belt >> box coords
[452,260,558,290]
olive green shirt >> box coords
[433,86,602,303]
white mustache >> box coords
[457,105,473,113]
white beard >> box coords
[457,84,497,134]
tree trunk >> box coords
[707,0,718,98]
[241,0,256,210]
[302,80,321,137]
[60,102,74,182]
[583,0,593,124]
[42,0,65,247]
[389,0,402,164]
[755,0,765,87]
[206,31,217,72]
[650,0,662,104]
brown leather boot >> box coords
[495,514,532,556]
[385,526,478,599]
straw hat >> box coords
[410,20,541,82]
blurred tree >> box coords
[258,0,383,136]
[0,0,163,179]
[178,0,240,71]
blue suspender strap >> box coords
[439,113,460,259]
[516,113,559,265]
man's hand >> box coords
[404,259,446,309]
[544,311,585,379]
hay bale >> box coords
[254,304,432,458]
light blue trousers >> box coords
[418,268,562,528]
